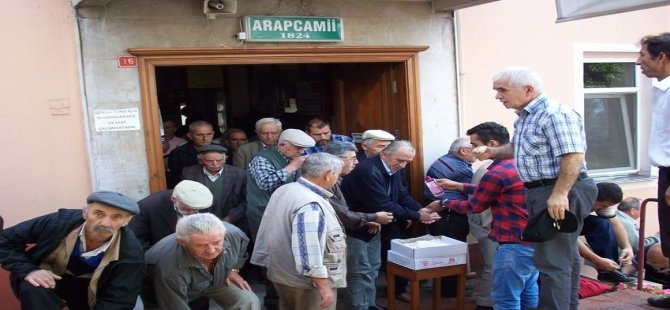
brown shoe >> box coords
[396,292,411,303]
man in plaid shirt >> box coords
[303,118,353,155]
[428,122,538,310]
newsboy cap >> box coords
[362,129,395,141]
[521,208,578,242]
[172,180,213,209]
[197,143,228,155]
[87,191,140,215]
[279,129,315,148]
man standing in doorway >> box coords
[636,32,670,308]
[233,117,282,170]
[303,118,353,154]
[168,120,215,188]
[476,67,597,310]
[356,129,395,162]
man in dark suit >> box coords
[341,140,439,308]
[182,144,247,229]
[129,180,213,251]
[167,120,215,188]
[355,129,395,162]
[233,117,282,170]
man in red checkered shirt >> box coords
[428,122,538,310]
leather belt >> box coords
[523,172,589,189]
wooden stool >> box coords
[386,261,466,310]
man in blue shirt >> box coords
[303,118,353,154]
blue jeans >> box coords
[491,243,539,310]
[343,234,381,310]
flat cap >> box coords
[521,208,578,242]
[172,180,213,209]
[87,191,140,215]
[197,143,228,154]
[362,129,395,141]
[280,129,315,148]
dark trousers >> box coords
[581,215,619,264]
[659,167,670,258]
[381,221,409,295]
[428,210,469,297]
[11,273,89,310]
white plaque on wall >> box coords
[94,108,141,132]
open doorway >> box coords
[131,46,427,198]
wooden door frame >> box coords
[129,46,428,198]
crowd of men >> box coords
[1,33,669,310]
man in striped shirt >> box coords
[429,121,538,310]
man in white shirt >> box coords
[637,33,670,308]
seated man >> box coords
[129,180,214,251]
[0,191,144,310]
[144,213,260,310]
[579,182,636,283]
[615,197,660,253]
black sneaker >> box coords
[597,269,636,283]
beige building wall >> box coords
[0,1,91,226]
[456,0,669,236]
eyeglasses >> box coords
[340,156,358,162]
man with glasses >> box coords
[129,180,215,251]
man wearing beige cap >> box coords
[356,129,395,162]
[246,128,315,309]
[0,191,144,310]
[129,180,214,251]
[182,144,247,228]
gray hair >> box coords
[255,117,282,132]
[448,137,471,155]
[382,140,415,156]
[617,197,642,212]
[492,67,544,94]
[175,213,225,241]
[300,153,344,178]
[189,120,213,132]
[322,141,357,157]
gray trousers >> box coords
[527,178,597,310]
[274,282,337,310]
[468,219,497,308]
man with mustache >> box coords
[0,191,144,310]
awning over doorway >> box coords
[555,0,670,23]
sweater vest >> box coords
[252,181,347,289]
[246,148,295,223]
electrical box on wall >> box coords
[203,0,237,19]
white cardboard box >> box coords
[388,250,466,270]
[390,235,467,259]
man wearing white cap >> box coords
[129,180,214,251]
[356,129,396,162]
[246,128,315,310]
[0,191,144,310]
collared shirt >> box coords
[441,159,529,244]
[248,151,290,191]
[203,167,223,182]
[650,76,670,167]
[293,178,333,278]
[425,153,473,201]
[303,134,354,155]
[512,95,587,182]
[78,224,113,258]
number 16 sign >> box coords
[117,56,138,68]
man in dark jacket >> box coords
[0,191,144,310]
[341,140,439,309]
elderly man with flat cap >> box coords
[356,129,395,162]
[129,180,214,251]
[182,144,248,227]
[0,191,144,310]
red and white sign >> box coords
[117,56,138,68]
